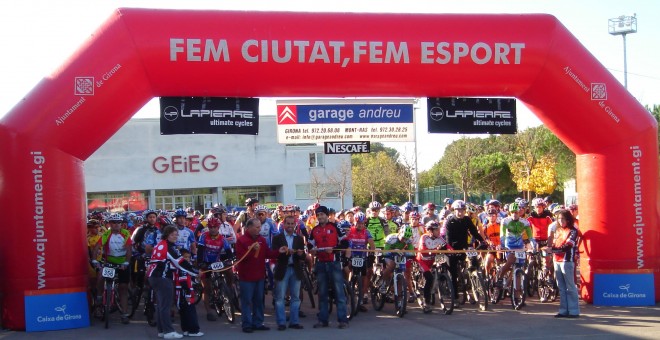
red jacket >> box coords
[235,233,279,282]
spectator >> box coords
[272,215,306,330]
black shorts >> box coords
[117,267,130,284]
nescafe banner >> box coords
[427,97,517,134]
[160,97,259,135]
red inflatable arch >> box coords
[0,9,657,329]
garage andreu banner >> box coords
[0,9,657,330]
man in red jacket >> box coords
[235,218,286,333]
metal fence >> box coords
[418,184,492,205]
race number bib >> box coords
[435,255,448,264]
[210,262,224,270]
[351,257,364,268]
[515,251,527,259]
[102,267,116,279]
[466,251,478,257]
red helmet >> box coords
[207,217,221,228]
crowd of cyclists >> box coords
[86,195,581,337]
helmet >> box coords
[451,200,466,210]
[548,203,559,212]
[135,216,144,223]
[384,202,394,208]
[255,205,268,213]
[127,212,137,219]
[351,206,362,213]
[487,208,498,215]
[328,208,336,215]
[466,204,477,214]
[354,212,366,223]
[518,199,529,208]
[174,208,187,218]
[158,215,173,226]
[186,213,194,220]
[143,209,158,218]
[211,207,226,215]
[293,205,301,212]
[311,202,321,210]
[410,211,420,219]
[425,202,436,211]
[207,217,221,228]
[338,220,352,230]
[368,201,382,210]
[245,197,259,206]
[398,225,413,239]
[509,202,520,212]
[300,214,309,222]
[425,220,440,230]
[544,196,553,203]
[185,207,194,213]
[87,219,100,226]
[532,198,545,207]
[487,199,501,206]
[385,205,398,212]
[552,205,565,215]
[284,204,295,212]
[401,202,414,212]
[568,204,578,211]
[443,198,453,204]
[108,213,123,222]
[194,210,202,216]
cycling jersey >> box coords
[98,229,132,265]
[309,222,347,262]
[172,225,196,251]
[416,234,447,261]
[383,233,414,257]
[259,218,279,248]
[409,223,424,249]
[552,226,578,262]
[442,215,484,250]
[527,211,553,241]
[483,222,501,247]
[197,232,233,264]
[345,227,373,257]
[131,224,159,255]
[500,216,533,249]
[219,221,237,244]
[422,213,439,225]
[87,234,102,261]
[366,217,388,249]
[147,239,197,279]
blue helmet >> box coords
[174,208,187,217]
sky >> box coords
[1,0,658,171]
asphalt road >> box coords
[3,292,659,340]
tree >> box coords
[438,137,484,201]
[328,158,352,210]
[352,151,408,207]
[309,168,329,203]
[472,152,515,198]
[528,155,558,194]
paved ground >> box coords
[2,295,658,339]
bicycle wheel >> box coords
[394,276,407,317]
[192,281,203,305]
[470,271,488,311]
[371,275,385,311]
[457,266,469,305]
[302,267,316,309]
[511,268,526,310]
[344,280,355,321]
[232,272,242,311]
[104,282,113,329]
[487,267,500,304]
[221,284,236,323]
[350,275,361,317]
[144,288,156,327]
[128,286,142,318]
[526,263,538,297]
[436,271,454,315]
[538,269,551,302]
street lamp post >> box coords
[608,14,637,89]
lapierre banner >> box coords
[427,97,517,134]
[276,99,414,144]
[160,97,259,135]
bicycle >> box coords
[372,254,408,317]
[347,253,367,318]
[537,249,559,303]
[300,255,316,309]
[432,253,455,315]
[207,260,237,323]
[465,248,489,311]
[526,250,540,298]
[327,275,355,321]
[94,262,130,329]
[128,255,156,326]
[508,250,528,310]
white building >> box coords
[84,116,352,213]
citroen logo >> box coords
[278,106,297,124]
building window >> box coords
[223,186,279,210]
[295,183,340,200]
[87,191,149,213]
[309,152,324,168]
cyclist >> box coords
[197,217,234,321]
[255,205,279,290]
[384,205,400,236]
[422,202,439,225]
[130,209,160,296]
[87,219,102,291]
[381,225,416,302]
[441,200,485,303]
[497,202,536,286]
[172,209,197,256]
[91,213,132,324]
[528,198,554,275]
[416,220,449,313]
[482,209,501,275]
[438,198,453,221]
[344,212,375,311]
[236,198,259,234]
[400,202,414,224]
[214,207,237,246]
[409,211,424,252]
